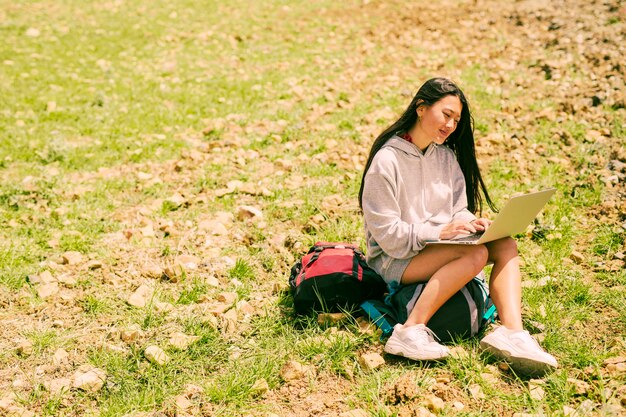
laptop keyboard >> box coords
[452,233,483,242]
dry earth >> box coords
[1,0,625,416]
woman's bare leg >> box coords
[485,237,523,330]
[401,244,489,326]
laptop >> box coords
[425,188,556,245]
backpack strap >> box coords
[360,301,395,338]
[483,304,497,324]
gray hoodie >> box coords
[362,136,476,282]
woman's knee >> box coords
[463,245,489,274]
[488,237,518,260]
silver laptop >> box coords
[425,188,556,245]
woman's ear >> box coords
[415,99,425,117]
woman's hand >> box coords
[470,217,492,232]
[439,218,492,240]
[439,221,477,240]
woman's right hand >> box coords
[439,221,477,240]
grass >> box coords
[0,0,625,416]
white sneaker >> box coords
[480,326,558,376]
[384,324,449,361]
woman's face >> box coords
[416,95,462,144]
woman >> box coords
[359,78,557,374]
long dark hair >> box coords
[358,77,495,214]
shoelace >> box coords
[407,325,441,343]
[512,330,541,349]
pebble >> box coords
[52,348,70,365]
[44,377,72,395]
[425,395,445,412]
[468,384,485,399]
[217,292,238,305]
[16,340,33,356]
[250,378,269,397]
[120,326,143,343]
[529,379,546,400]
[163,264,185,282]
[127,284,154,308]
[86,260,103,270]
[317,312,347,325]
[567,377,591,395]
[236,300,255,315]
[236,205,263,220]
[358,352,385,371]
[72,366,107,392]
[280,360,306,382]
[62,251,83,265]
[37,282,59,299]
[144,345,169,366]
[169,332,199,350]
[569,251,585,264]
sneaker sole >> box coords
[480,341,556,376]
[384,341,449,361]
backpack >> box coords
[361,273,497,342]
[289,242,387,315]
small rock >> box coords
[569,251,585,264]
[176,255,201,270]
[34,270,57,284]
[52,348,70,365]
[577,399,594,415]
[169,332,199,350]
[72,366,107,392]
[62,251,83,265]
[44,377,72,395]
[356,316,379,336]
[358,352,385,371]
[16,340,33,356]
[120,326,143,343]
[174,394,193,412]
[217,292,237,305]
[127,284,154,308]
[205,276,220,287]
[604,356,626,365]
[567,377,591,395]
[236,300,255,315]
[163,264,185,282]
[413,407,437,417]
[452,401,465,410]
[86,260,103,270]
[144,345,169,366]
[236,205,263,220]
[166,193,186,209]
[339,409,368,417]
[468,384,485,400]
[425,395,445,412]
[317,312,347,325]
[529,379,546,400]
[250,378,269,397]
[142,265,163,279]
[498,362,510,372]
[562,405,576,416]
[280,360,306,382]
[606,362,626,376]
[37,282,59,299]
[481,372,499,384]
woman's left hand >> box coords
[470,218,492,232]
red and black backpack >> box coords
[288,242,387,315]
